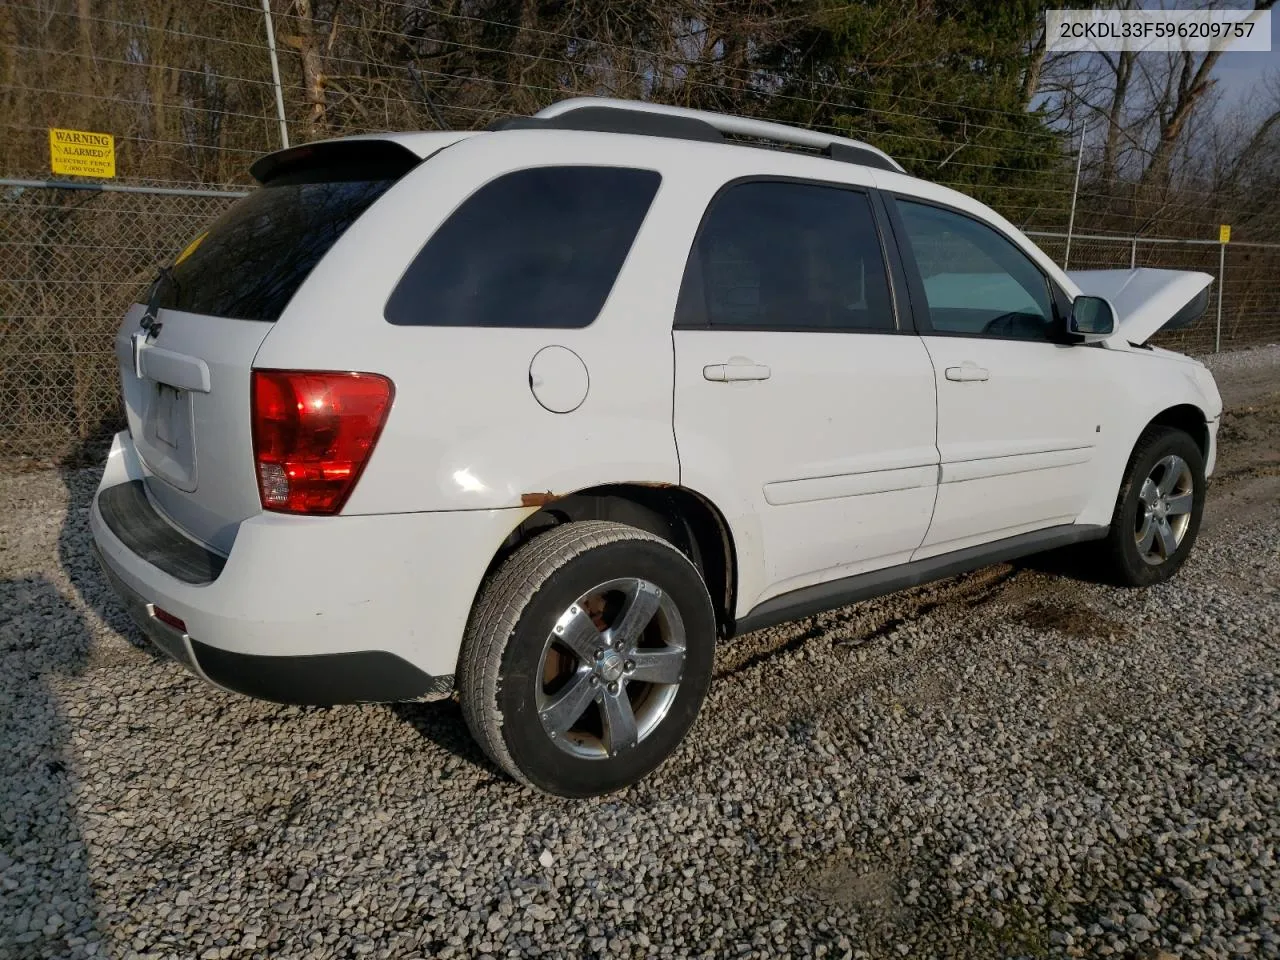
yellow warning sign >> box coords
[49,128,115,178]
[1219,224,1231,244]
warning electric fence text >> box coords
[48,128,116,178]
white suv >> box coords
[91,98,1222,796]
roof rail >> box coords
[534,97,906,174]
[489,107,724,145]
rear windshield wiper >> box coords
[140,265,179,335]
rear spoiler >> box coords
[249,139,425,186]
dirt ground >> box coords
[1203,355,1280,534]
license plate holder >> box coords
[153,383,182,448]
[135,380,197,491]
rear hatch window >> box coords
[153,142,420,322]
[115,140,422,552]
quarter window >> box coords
[676,180,894,332]
[895,200,1056,341]
[385,166,661,328]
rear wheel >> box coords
[459,520,716,797]
[1094,426,1205,587]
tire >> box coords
[1093,425,1206,587]
[459,520,716,797]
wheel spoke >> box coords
[601,689,638,755]
[538,574,689,760]
[540,670,598,736]
[1155,456,1183,496]
[1156,517,1178,558]
[1139,478,1159,507]
[627,646,685,684]
[552,605,603,663]
[609,580,663,649]
[1136,514,1157,554]
[1165,491,1193,516]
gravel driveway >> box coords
[3,347,1278,960]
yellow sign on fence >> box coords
[1219,224,1231,244]
[49,128,116,178]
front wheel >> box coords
[1094,426,1206,587]
[459,520,716,797]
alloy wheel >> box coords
[535,577,686,759]
[1134,454,1194,565]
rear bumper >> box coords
[90,431,529,705]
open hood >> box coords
[1067,268,1214,346]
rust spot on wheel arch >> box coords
[520,491,557,507]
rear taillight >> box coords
[251,370,394,515]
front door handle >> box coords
[703,358,772,382]
[945,362,990,383]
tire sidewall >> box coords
[1114,430,1206,586]
[496,537,716,797]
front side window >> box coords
[676,180,894,332]
[896,200,1055,341]
[385,166,661,328]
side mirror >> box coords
[1067,295,1116,342]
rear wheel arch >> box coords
[460,520,718,795]
[485,483,737,636]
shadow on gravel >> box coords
[56,440,152,653]
[1013,543,1117,586]
[389,699,497,771]
[0,574,103,957]
[0,437,134,956]
[0,439,173,957]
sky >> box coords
[1036,5,1280,127]
[1144,2,1280,115]
[1212,11,1279,113]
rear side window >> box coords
[676,180,894,332]
[384,166,661,328]
[156,178,398,322]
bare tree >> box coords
[1139,0,1275,189]
[1099,49,1136,183]
[283,0,332,139]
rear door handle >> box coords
[944,363,990,383]
[703,358,772,382]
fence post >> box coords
[1130,236,1137,269]
[1063,123,1086,271]
[261,0,290,149]
[1216,241,1225,353]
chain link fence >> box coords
[4,179,1276,459]
[0,183,241,458]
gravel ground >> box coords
[2,347,1278,960]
